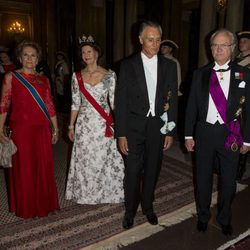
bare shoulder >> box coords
[98,66,108,76]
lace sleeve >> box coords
[44,77,56,117]
[108,71,116,110]
[0,73,12,114]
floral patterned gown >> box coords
[65,70,124,204]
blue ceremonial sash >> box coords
[12,71,52,125]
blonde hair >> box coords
[15,40,42,63]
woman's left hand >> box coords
[51,129,59,144]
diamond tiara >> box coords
[78,35,95,44]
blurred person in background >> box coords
[54,51,70,112]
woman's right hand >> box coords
[118,137,129,155]
[68,128,75,142]
[0,130,10,143]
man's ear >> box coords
[139,36,143,45]
[231,44,236,52]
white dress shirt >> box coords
[185,60,230,140]
[206,60,231,124]
[141,52,158,117]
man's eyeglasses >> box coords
[211,44,232,49]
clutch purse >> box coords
[0,127,17,168]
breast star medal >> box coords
[240,96,245,105]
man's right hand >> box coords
[185,138,195,152]
[118,137,129,155]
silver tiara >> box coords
[78,35,95,44]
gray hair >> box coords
[139,20,162,37]
[210,29,236,45]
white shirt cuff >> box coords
[185,136,193,140]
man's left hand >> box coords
[163,136,173,151]
[240,145,250,154]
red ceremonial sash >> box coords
[75,71,113,137]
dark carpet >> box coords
[230,235,250,250]
[0,144,197,250]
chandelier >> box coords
[216,0,228,11]
[7,21,25,33]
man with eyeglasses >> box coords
[185,29,250,235]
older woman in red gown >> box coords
[0,41,59,218]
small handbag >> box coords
[0,127,17,168]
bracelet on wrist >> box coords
[52,128,59,136]
[68,125,74,130]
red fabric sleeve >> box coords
[0,73,12,114]
[44,77,56,117]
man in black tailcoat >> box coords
[185,29,250,235]
[115,20,178,229]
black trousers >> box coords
[195,122,239,225]
[124,116,164,218]
[237,153,248,180]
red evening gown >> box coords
[0,72,59,218]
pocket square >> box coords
[238,81,246,88]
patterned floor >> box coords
[0,145,197,249]
[0,113,72,221]
[1,114,249,250]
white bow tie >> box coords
[214,65,230,71]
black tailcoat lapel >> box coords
[132,54,149,104]
[226,63,239,118]
[155,56,165,108]
[201,65,213,117]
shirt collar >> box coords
[141,52,157,63]
[213,60,231,71]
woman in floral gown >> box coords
[0,41,59,218]
[65,35,124,204]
